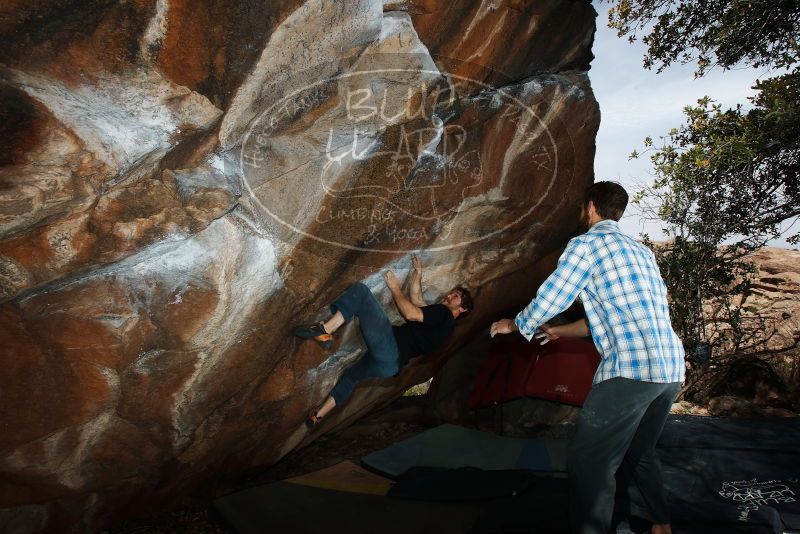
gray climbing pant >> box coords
[568,377,681,533]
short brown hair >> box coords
[454,286,474,316]
[587,181,628,221]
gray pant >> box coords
[568,377,681,534]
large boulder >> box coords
[0,0,599,531]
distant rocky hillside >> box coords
[746,246,800,348]
[678,246,800,417]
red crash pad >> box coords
[469,337,601,408]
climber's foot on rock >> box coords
[293,323,334,350]
[305,413,323,430]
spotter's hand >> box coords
[534,323,560,345]
[411,255,422,272]
[490,319,517,338]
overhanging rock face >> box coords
[0,0,599,531]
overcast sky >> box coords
[589,2,793,247]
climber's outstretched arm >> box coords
[385,271,423,322]
[408,255,427,307]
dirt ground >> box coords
[106,396,434,534]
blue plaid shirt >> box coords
[515,220,685,384]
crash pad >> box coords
[213,481,484,534]
[285,460,393,496]
[659,414,800,452]
[665,498,784,534]
[654,415,800,532]
[387,467,533,501]
[659,447,800,531]
[215,416,799,534]
[360,423,567,478]
[469,337,600,409]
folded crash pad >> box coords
[360,423,567,478]
[213,481,484,534]
[469,337,600,409]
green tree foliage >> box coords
[640,74,800,248]
[639,234,758,357]
[606,0,800,367]
[608,0,800,74]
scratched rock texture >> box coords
[0,0,599,531]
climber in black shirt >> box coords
[293,255,473,428]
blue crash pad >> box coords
[360,424,567,478]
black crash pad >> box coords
[659,415,800,452]
[388,467,533,502]
[660,448,800,531]
[657,415,800,532]
[214,481,484,534]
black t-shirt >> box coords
[393,304,455,366]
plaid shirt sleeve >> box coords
[514,238,594,341]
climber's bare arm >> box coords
[408,255,427,307]
[385,271,423,322]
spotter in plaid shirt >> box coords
[490,182,685,533]
[512,219,684,384]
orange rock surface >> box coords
[0,1,599,531]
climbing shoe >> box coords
[293,323,334,350]
[305,413,323,430]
